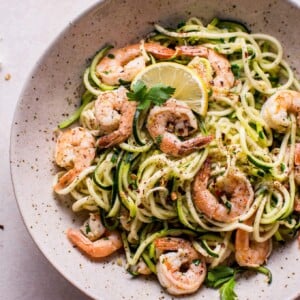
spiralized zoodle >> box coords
[53,17,300,297]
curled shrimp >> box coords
[147,99,213,156]
[176,45,235,91]
[193,160,254,223]
[154,237,206,296]
[96,43,175,85]
[54,127,96,192]
[235,217,272,267]
[261,90,300,133]
[95,87,137,148]
[67,213,122,258]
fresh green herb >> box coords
[206,265,272,300]
[231,64,241,78]
[206,266,237,300]
[127,80,175,111]
[219,277,237,300]
[225,201,232,211]
[156,134,163,145]
[280,163,286,172]
[85,223,91,234]
[258,130,265,139]
[206,266,235,287]
[192,259,201,266]
[107,53,115,59]
[208,88,213,97]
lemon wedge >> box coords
[131,62,208,116]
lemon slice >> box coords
[188,57,213,86]
[131,62,208,116]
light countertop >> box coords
[0,1,97,299]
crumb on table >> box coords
[4,73,11,81]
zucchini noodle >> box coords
[53,17,300,297]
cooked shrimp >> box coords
[193,160,254,223]
[147,99,213,156]
[80,213,106,241]
[95,87,137,148]
[261,90,300,133]
[235,217,272,267]
[176,45,235,91]
[67,214,122,258]
[54,127,96,192]
[96,43,175,85]
[154,237,206,296]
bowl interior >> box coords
[10,0,300,299]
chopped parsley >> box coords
[127,80,175,111]
[85,223,91,234]
[192,259,201,266]
[231,64,241,78]
[156,134,163,145]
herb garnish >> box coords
[205,266,237,300]
[127,80,175,111]
[205,265,272,300]
[85,223,91,234]
[231,64,241,78]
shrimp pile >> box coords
[53,17,300,298]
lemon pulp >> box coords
[131,62,208,116]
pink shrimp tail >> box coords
[54,168,80,192]
[145,43,176,59]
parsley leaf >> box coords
[231,64,241,78]
[127,80,175,111]
[127,80,147,101]
[85,223,91,234]
[155,134,163,145]
[206,265,272,300]
[205,266,237,300]
[219,277,237,300]
[206,266,235,287]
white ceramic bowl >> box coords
[10,0,300,299]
